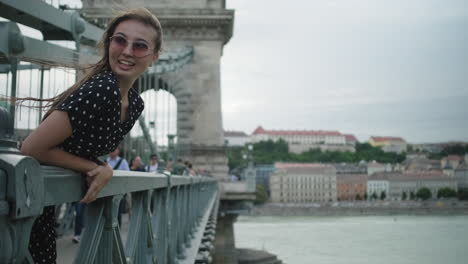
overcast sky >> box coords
[221,0,468,143]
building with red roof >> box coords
[251,126,357,154]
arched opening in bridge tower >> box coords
[124,89,177,164]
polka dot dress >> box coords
[57,70,144,159]
[28,70,144,263]
[28,206,56,264]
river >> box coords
[234,215,468,264]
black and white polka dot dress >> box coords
[28,70,144,263]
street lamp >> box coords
[247,144,253,168]
[167,134,176,163]
[244,144,256,192]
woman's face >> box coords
[108,19,159,83]
[134,156,142,166]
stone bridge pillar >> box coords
[81,0,233,180]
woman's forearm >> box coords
[25,147,99,173]
[19,111,100,173]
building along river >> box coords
[234,215,468,264]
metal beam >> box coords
[0,64,50,73]
[0,0,103,44]
[0,21,97,65]
[148,46,194,75]
[138,115,157,155]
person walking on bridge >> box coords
[20,8,163,264]
[145,153,159,172]
[106,146,131,226]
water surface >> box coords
[234,215,468,264]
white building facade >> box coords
[270,163,337,203]
[389,172,458,200]
[224,131,251,146]
[367,173,390,198]
[251,126,356,153]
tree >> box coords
[380,191,386,200]
[402,192,407,200]
[458,188,468,200]
[371,192,378,200]
[255,184,269,204]
[437,187,457,199]
[364,193,368,200]
[410,191,415,200]
[227,146,245,171]
[227,140,408,168]
[416,187,432,200]
[355,194,362,200]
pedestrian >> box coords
[145,153,159,172]
[130,155,145,171]
[172,158,186,175]
[19,8,162,263]
[72,202,85,243]
[106,147,130,226]
[106,146,130,171]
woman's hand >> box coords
[80,164,113,204]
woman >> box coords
[130,155,146,171]
[20,8,162,263]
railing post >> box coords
[0,107,44,264]
[177,183,188,260]
[165,172,173,263]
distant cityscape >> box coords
[224,126,468,203]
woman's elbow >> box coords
[21,142,34,156]
[20,139,42,159]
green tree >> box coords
[402,192,407,200]
[416,187,432,200]
[410,191,415,200]
[428,144,468,159]
[380,191,386,200]
[407,145,414,152]
[227,140,409,172]
[226,146,245,171]
[255,184,269,204]
[371,192,378,200]
[437,187,457,199]
[364,193,368,200]
[355,194,362,200]
[457,188,468,200]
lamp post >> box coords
[243,144,256,192]
[167,134,176,164]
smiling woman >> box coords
[18,8,162,264]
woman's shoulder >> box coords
[90,70,118,84]
[84,70,118,90]
[129,87,145,110]
[77,70,119,98]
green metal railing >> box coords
[0,111,218,263]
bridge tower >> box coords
[80,0,233,180]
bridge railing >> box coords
[0,113,218,264]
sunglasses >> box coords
[109,35,154,58]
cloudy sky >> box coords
[220,0,468,143]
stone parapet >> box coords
[80,7,234,44]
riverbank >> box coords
[247,201,468,216]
